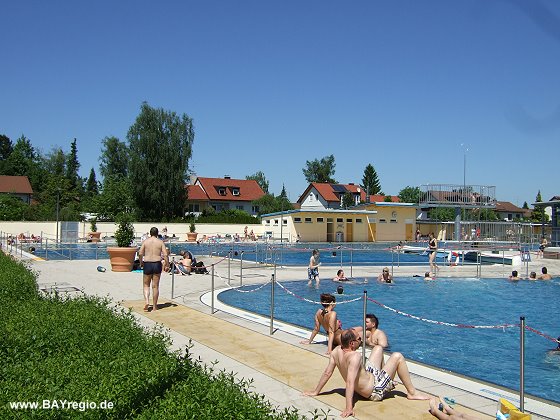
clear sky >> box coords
[2,1,559,206]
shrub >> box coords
[0,252,38,302]
[114,212,135,247]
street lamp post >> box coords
[56,190,60,243]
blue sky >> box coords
[2,1,559,206]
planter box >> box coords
[107,247,138,272]
[187,232,198,242]
[88,232,101,243]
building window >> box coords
[327,218,333,222]
[283,219,287,225]
[294,217,302,223]
[231,187,240,196]
[390,219,397,223]
[218,187,226,196]
[309,193,314,201]
[265,220,270,225]
[187,204,200,212]
[355,218,362,223]
[337,218,343,223]
[508,213,512,221]
[317,217,324,223]
[379,219,387,223]
[252,205,259,213]
[346,219,352,223]
[236,205,243,210]
[305,217,312,223]
[274,219,279,225]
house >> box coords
[297,182,399,210]
[185,176,265,216]
[494,201,526,221]
[260,182,411,242]
[0,175,33,204]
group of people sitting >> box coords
[299,293,471,418]
[167,250,208,275]
[509,267,552,280]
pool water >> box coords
[218,277,560,403]
[32,241,460,267]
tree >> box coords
[361,164,383,195]
[341,192,354,208]
[93,176,135,221]
[252,193,293,216]
[99,136,129,180]
[0,134,13,174]
[302,155,337,184]
[3,135,43,193]
[279,184,288,199]
[127,102,194,220]
[398,186,421,204]
[429,207,455,221]
[66,138,80,192]
[531,190,549,223]
[522,201,529,209]
[246,171,269,194]
[86,168,99,197]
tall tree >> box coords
[398,186,421,204]
[127,102,194,220]
[86,168,99,196]
[0,134,13,174]
[246,171,269,194]
[361,164,383,195]
[99,136,129,180]
[279,184,288,199]
[3,135,42,191]
[65,138,80,192]
[531,190,549,223]
[302,154,337,184]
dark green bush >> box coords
[137,352,302,420]
[0,252,38,302]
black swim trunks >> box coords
[143,261,163,275]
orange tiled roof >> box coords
[194,177,265,201]
[0,175,33,194]
[185,184,208,200]
[298,183,398,204]
[368,194,400,203]
[495,201,524,213]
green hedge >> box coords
[0,254,309,419]
[0,252,39,302]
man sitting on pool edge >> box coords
[303,329,429,417]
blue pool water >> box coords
[218,277,560,403]
[33,241,457,266]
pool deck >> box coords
[23,251,560,420]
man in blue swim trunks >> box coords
[139,227,169,312]
[303,329,428,417]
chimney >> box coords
[224,175,231,179]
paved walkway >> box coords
[26,253,560,419]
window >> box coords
[274,219,279,225]
[390,219,397,223]
[265,220,270,225]
[379,219,387,223]
[305,217,312,223]
[294,217,302,223]
[355,218,362,223]
[283,219,287,225]
[236,205,243,210]
[346,219,352,223]
[231,187,240,196]
[187,204,200,212]
[317,217,324,223]
[327,218,333,222]
[218,187,226,196]
[252,205,259,213]
[337,218,343,223]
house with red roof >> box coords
[0,175,33,204]
[185,176,265,216]
[297,182,399,210]
[494,201,528,221]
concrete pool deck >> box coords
[24,253,560,419]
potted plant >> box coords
[107,213,138,272]
[187,220,198,242]
[88,218,101,243]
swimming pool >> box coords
[218,277,560,404]
[31,241,471,269]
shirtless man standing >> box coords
[138,227,169,312]
[304,329,428,417]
